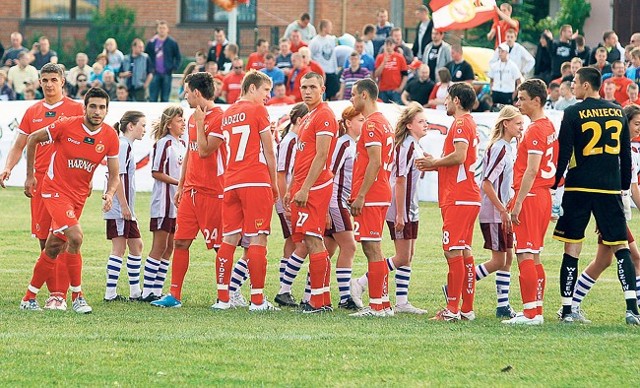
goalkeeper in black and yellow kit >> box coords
[553,66,640,324]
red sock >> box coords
[446,256,465,313]
[169,247,190,300]
[368,260,387,311]
[56,251,70,295]
[24,251,56,300]
[519,259,538,318]
[382,269,390,309]
[215,242,236,303]
[322,254,332,307]
[536,263,546,316]
[461,256,476,313]
[309,251,327,308]
[65,252,83,300]
[247,245,267,305]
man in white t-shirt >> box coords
[488,43,522,106]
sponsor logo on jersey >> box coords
[39,139,53,147]
[297,142,306,151]
[32,118,43,123]
[84,137,95,145]
[67,137,81,145]
[68,158,97,173]
[66,209,76,219]
[95,143,105,153]
[45,111,57,118]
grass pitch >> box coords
[1,187,640,386]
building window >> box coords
[181,0,257,24]
[27,0,100,21]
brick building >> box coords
[1,0,423,67]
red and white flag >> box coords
[431,0,497,31]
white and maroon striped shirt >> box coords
[104,136,137,220]
[276,131,297,213]
[479,139,515,223]
[330,134,356,208]
[387,135,422,223]
[150,134,185,219]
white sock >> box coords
[142,256,160,298]
[571,272,596,312]
[105,255,123,300]
[279,253,305,294]
[476,263,489,281]
[395,266,411,305]
[495,270,511,308]
[229,258,248,293]
[336,267,352,303]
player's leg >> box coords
[304,234,330,312]
[333,230,357,309]
[477,222,512,317]
[566,243,611,323]
[213,189,243,308]
[495,248,516,318]
[153,231,174,296]
[142,226,170,301]
[104,231,127,301]
[394,235,426,314]
[62,223,93,313]
[125,230,143,301]
[21,232,66,310]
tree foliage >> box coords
[85,5,145,60]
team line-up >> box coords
[3,62,640,325]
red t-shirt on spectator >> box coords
[491,19,520,47]
[246,52,266,71]
[222,72,245,104]
[267,95,296,106]
[290,41,308,53]
[375,52,407,92]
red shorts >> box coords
[174,189,223,249]
[150,217,176,233]
[353,206,388,242]
[31,172,52,239]
[290,183,332,242]
[511,188,552,254]
[222,186,273,237]
[387,221,419,240]
[441,205,479,251]
[42,194,85,238]
[106,219,141,240]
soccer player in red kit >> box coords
[416,82,481,322]
[502,79,558,325]
[348,78,396,317]
[1,63,84,310]
[20,87,120,313]
[152,72,227,308]
[287,72,338,313]
[212,70,280,311]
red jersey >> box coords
[600,77,633,103]
[19,97,85,174]
[308,61,325,79]
[623,97,640,107]
[266,95,296,106]
[513,117,558,192]
[221,100,272,191]
[184,107,226,195]
[292,102,338,189]
[42,116,119,204]
[351,111,394,205]
[246,53,266,71]
[491,19,520,47]
[222,72,245,104]
[290,41,308,53]
[375,52,408,92]
[438,114,481,208]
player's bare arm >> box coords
[0,134,28,188]
[511,153,542,226]
[194,105,223,157]
[482,179,511,230]
[174,150,188,206]
[103,157,120,212]
[350,144,381,217]
[419,141,468,170]
[293,134,332,207]
[260,129,279,202]
[151,171,180,186]
[113,173,131,220]
[23,128,50,197]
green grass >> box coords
[1,187,640,386]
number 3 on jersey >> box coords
[223,125,250,162]
[540,147,556,179]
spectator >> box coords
[554,81,577,111]
[445,44,474,83]
[534,33,553,83]
[246,38,269,71]
[286,52,310,101]
[115,84,130,101]
[591,47,612,77]
[489,29,534,76]
[145,20,182,102]
[345,39,375,72]
[378,27,413,65]
[207,28,229,71]
[260,53,285,94]
[334,43,353,72]
[276,37,293,76]
[222,58,245,103]
[574,35,591,66]
[375,38,408,104]
[631,32,640,48]
[120,38,153,102]
[7,52,38,99]
[412,5,433,60]
[212,76,225,103]
[67,73,90,100]
[284,12,317,42]
[362,24,376,57]
[589,30,624,65]
[544,82,560,109]
[373,8,393,55]
[543,25,578,79]
[627,47,640,85]
[602,79,621,106]
[23,87,36,101]
[298,47,325,79]
[427,67,451,110]
[622,83,640,107]
[401,64,434,106]
[487,2,519,47]
[0,69,16,101]
[561,57,583,83]
[221,43,239,73]
[178,62,198,99]
[267,82,296,106]
[289,30,308,53]
[422,29,452,82]
[195,50,207,72]
[309,19,339,100]
[552,61,572,85]
[30,36,58,70]
[66,52,92,87]
[89,61,106,88]
[95,53,114,74]
[624,44,636,68]
[100,70,118,100]
[103,38,124,74]
[488,43,522,106]
[205,61,222,81]
[473,94,493,112]
[337,51,371,100]
[1,32,27,67]
[602,60,633,103]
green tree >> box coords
[538,0,591,37]
[85,5,145,61]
